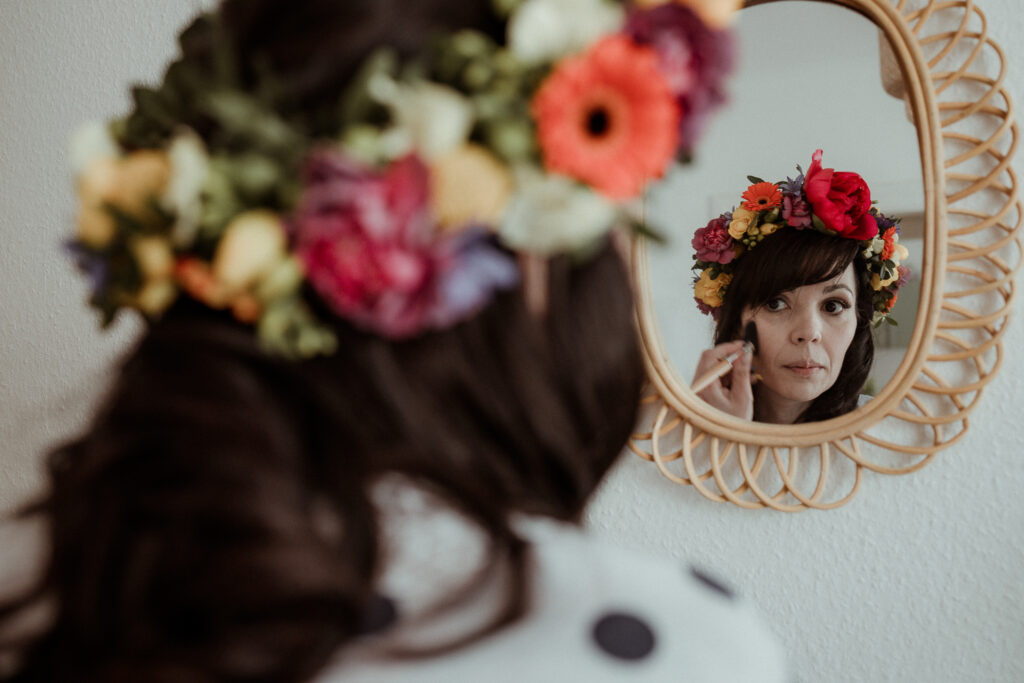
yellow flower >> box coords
[131,236,175,282]
[132,280,177,316]
[694,268,731,307]
[129,236,177,315]
[631,0,742,29]
[430,144,512,230]
[728,206,755,239]
[76,151,172,246]
[213,210,288,295]
[759,222,780,236]
[107,151,172,216]
[871,272,896,290]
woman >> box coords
[691,151,910,423]
[0,1,786,681]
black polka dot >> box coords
[358,594,398,635]
[591,612,656,661]
[689,566,735,599]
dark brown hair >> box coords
[0,2,644,680]
[713,229,874,423]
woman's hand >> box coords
[692,340,755,420]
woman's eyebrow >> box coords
[823,283,854,295]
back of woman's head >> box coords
[0,1,645,680]
[713,229,874,422]
[9,243,638,682]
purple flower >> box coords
[691,215,735,264]
[693,295,720,319]
[896,264,912,288]
[625,4,736,153]
[782,195,812,228]
[291,150,517,338]
[430,227,519,329]
[781,173,804,197]
[65,239,109,296]
[874,211,898,233]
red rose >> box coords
[803,149,878,240]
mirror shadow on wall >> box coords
[646,0,923,422]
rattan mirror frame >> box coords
[628,0,1022,510]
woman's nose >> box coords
[790,310,823,344]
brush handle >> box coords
[691,342,753,393]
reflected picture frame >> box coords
[629,0,1022,510]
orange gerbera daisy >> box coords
[741,182,783,211]
[531,35,679,201]
[880,226,897,261]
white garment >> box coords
[315,481,788,682]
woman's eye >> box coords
[823,298,851,314]
[765,298,786,312]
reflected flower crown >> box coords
[68,0,736,357]
[691,149,911,326]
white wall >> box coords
[1,2,1022,682]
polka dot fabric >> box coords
[319,505,788,683]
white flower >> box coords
[68,121,120,175]
[499,169,618,254]
[508,0,624,65]
[369,74,474,161]
[163,129,210,247]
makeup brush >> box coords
[691,321,759,393]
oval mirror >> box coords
[629,0,1022,510]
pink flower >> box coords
[782,194,812,228]
[625,4,735,153]
[803,149,878,240]
[291,150,516,338]
[691,215,735,264]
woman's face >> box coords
[742,263,858,423]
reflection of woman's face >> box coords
[742,264,858,423]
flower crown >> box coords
[68,0,736,357]
[691,150,911,326]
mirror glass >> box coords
[645,0,923,419]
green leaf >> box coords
[631,218,667,245]
[886,317,898,326]
[746,175,765,185]
[131,86,179,129]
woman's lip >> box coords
[783,363,823,376]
